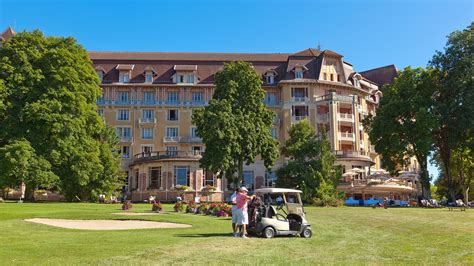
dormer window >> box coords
[119,72,130,83]
[116,64,134,84]
[96,71,104,83]
[187,75,194,83]
[174,65,197,84]
[266,75,274,84]
[145,72,153,83]
[295,71,303,79]
[264,70,278,85]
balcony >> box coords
[139,118,157,124]
[291,116,308,123]
[334,150,373,163]
[120,136,133,143]
[264,100,278,107]
[163,136,181,143]
[133,150,202,163]
[317,114,329,123]
[338,113,354,122]
[180,136,203,143]
[190,101,208,106]
[292,97,309,102]
[339,132,355,141]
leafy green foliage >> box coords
[192,61,279,185]
[0,30,122,200]
[276,120,341,204]
[429,23,474,201]
[0,140,58,196]
[363,67,436,198]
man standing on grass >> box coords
[230,188,240,237]
[236,187,254,238]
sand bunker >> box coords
[112,212,158,216]
[25,218,191,230]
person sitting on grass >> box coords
[235,187,255,238]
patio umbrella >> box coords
[342,171,358,177]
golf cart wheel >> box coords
[300,227,312,238]
[263,227,275,238]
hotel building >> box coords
[90,47,420,202]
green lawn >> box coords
[0,203,472,265]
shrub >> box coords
[174,202,186,212]
[174,185,189,191]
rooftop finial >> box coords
[317,42,322,51]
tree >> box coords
[363,67,436,199]
[192,61,279,186]
[276,120,341,204]
[0,140,58,199]
[429,23,474,201]
[0,30,122,200]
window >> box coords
[143,91,155,103]
[337,74,342,82]
[141,128,153,139]
[167,91,179,103]
[174,166,190,186]
[124,171,129,191]
[187,75,194,83]
[323,73,327,80]
[97,109,104,117]
[330,73,334,81]
[119,72,130,83]
[166,127,179,138]
[134,170,139,190]
[295,71,303,79]
[96,71,104,83]
[116,127,132,140]
[117,109,129,121]
[271,128,278,139]
[192,92,203,102]
[203,171,214,186]
[118,91,129,103]
[167,109,179,121]
[145,72,153,83]
[265,171,277,187]
[265,92,277,105]
[120,146,130,159]
[191,127,198,138]
[142,109,154,120]
[178,75,184,83]
[97,93,104,103]
[149,167,161,189]
[166,146,178,156]
[266,75,275,84]
[243,171,254,190]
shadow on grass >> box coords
[174,233,233,238]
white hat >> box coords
[240,187,248,192]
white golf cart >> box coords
[247,188,312,238]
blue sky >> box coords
[1,0,472,178]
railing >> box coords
[120,136,133,142]
[314,94,354,103]
[292,97,309,102]
[163,136,181,143]
[338,113,354,122]
[95,100,208,107]
[263,100,278,106]
[133,150,202,162]
[317,114,329,123]
[180,136,203,143]
[139,118,157,124]
[291,116,307,123]
[339,132,355,140]
[334,150,371,158]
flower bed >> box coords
[174,201,232,217]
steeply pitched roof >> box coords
[1,26,15,41]
[360,65,398,86]
[291,48,321,57]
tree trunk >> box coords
[417,156,431,199]
[237,159,244,188]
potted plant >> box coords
[122,200,133,210]
[173,201,186,212]
[152,200,163,212]
[203,185,217,192]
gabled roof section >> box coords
[360,64,398,86]
[1,26,15,42]
[322,49,343,57]
[291,48,321,57]
[116,64,135,70]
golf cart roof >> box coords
[255,188,303,194]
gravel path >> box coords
[25,218,192,230]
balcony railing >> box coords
[317,114,329,123]
[291,116,308,123]
[95,100,208,107]
[339,132,355,141]
[292,97,309,102]
[338,113,354,122]
[163,136,181,143]
[314,94,355,103]
[334,150,370,158]
[133,150,202,162]
[264,100,278,106]
[180,136,203,143]
[120,136,133,142]
[139,118,157,124]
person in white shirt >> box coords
[230,188,240,237]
